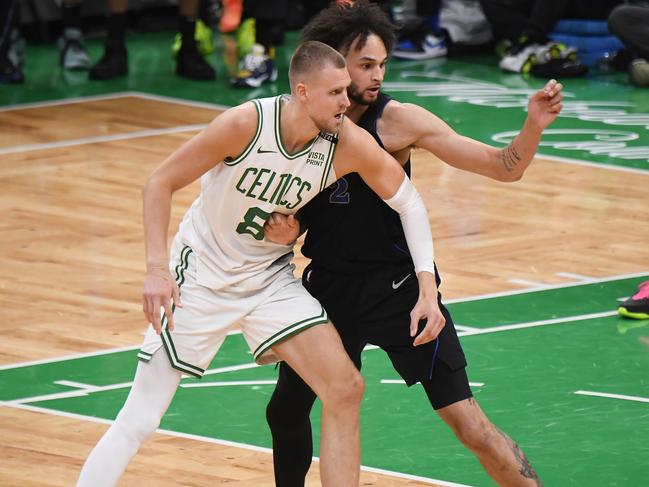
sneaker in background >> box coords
[58,28,91,70]
[0,51,24,84]
[393,32,447,60]
[176,43,216,80]
[7,28,25,68]
[231,43,277,88]
[629,58,649,87]
[499,42,540,73]
[89,47,128,80]
[618,281,649,320]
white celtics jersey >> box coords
[175,95,339,290]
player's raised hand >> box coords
[410,293,446,346]
[527,79,564,130]
[264,213,300,245]
[142,265,181,334]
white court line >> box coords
[7,362,262,405]
[555,272,597,282]
[2,90,648,176]
[6,380,134,404]
[508,278,548,288]
[538,152,649,176]
[0,402,473,486]
[0,123,208,155]
[0,270,646,372]
[575,390,649,404]
[132,91,230,111]
[444,270,649,305]
[381,379,485,387]
[54,380,95,389]
[0,91,142,112]
[457,310,617,337]
[454,325,480,332]
[0,345,140,371]
[0,91,230,112]
[181,380,276,388]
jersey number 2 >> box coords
[329,177,350,204]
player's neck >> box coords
[281,97,320,153]
[345,102,368,124]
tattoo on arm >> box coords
[500,143,522,172]
[495,427,544,486]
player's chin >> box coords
[328,113,344,131]
[365,88,380,101]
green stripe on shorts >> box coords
[253,307,328,361]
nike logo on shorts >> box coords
[392,273,411,290]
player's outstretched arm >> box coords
[393,79,563,182]
[334,119,445,345]
[142,102,258,334]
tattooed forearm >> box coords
[500,143,522,172]
[496,427,544,486]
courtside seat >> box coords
[550,19,624,67]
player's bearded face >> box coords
[348,81,375,106]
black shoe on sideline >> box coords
[89,48,128,80]
[176,46,215,81]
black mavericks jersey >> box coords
[300,93,413,273]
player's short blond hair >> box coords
[289,41,346,90]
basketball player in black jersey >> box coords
[263,2,562,486]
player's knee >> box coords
[116,407,162,444]
[455,419,496,453]
[322,369,364,409]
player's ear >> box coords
[295,82,308,101]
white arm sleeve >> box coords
[383,175,435,275]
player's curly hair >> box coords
[300,0,396,56]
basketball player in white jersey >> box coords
[76,41,444,487]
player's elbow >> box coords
[143,172,172,198]
[500,170,524,183]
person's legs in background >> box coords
[0,0,23,84]
[482,0,581,73]
[59,0,91,70]
[89,0,128,80]
[90,0,216,81]
[175,0,216,80]
[392,0,447,60]
[230,0,284,88]
[608,4,649,87]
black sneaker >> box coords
[176,45,216,80]
[0,52,24,84]
[89,48,128,80]
[618,281,649,320]
[231,44,277,88]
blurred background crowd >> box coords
[1,0,648,89]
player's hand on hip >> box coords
[264,213,300,245]
[528,79,564,129]
[142,266,182,335]
[410,297,446,346]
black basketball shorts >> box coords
[302,262,472,410]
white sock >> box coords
[76,350,181,486]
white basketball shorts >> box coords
[137,243,328,377]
